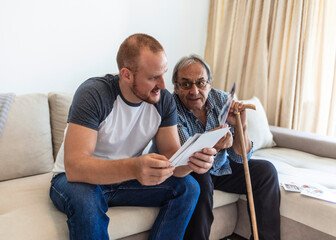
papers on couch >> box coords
[170,127,230,167]
[281,182,336,204]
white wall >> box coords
[0,0,209,94]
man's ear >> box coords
[120,68,133,83]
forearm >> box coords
[65,155,137,185]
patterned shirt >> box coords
[173,88,254,176]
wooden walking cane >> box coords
[235,103,259,240]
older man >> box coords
[50,35,216,240]
[173,55,280,240]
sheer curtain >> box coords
[205,0,336,137]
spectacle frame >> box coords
[176,79,210,90]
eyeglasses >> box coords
[176,80,210,90]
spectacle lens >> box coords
[178,80,209,90]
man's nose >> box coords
[189,83,199,95]
[157,76,166,89]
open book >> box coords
[169,127,230,167]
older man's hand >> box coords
[187,147,216,174]
[212,124,233,152]
[226,100,247,130]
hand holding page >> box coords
[170,127,230,167]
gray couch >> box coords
[0,92,335,240]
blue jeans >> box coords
[50,173,200,240]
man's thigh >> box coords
[211,159,274,194]
[104,175,198,207]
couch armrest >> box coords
[269,126,336,159]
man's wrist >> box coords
[129,157,139,180]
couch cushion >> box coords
[253,147,336,189]
[243,96,276,151]
[0,173,68,239]
[0,94,54,181]
[213,190,239,208]
[251,147,336,237]
[0,173,159,240]
[48,92,73,159]
[0,172,239,240]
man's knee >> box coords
[173,175,201,202]
[252,160,277,178]
[69,183,108,215]
[251,160,279,193]
[261,161,278,182]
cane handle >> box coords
[242,103,256,111]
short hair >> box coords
[116,33,164,72]
[172,54,213,85]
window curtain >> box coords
[205,0,336,137]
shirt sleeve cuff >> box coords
[227,141,254,163]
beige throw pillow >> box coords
[242,96,276,151]
[0,94,54,181]
[48,92,73,159]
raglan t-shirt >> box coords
[52,74,177,174]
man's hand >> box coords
[187,147,216,174]
[134,153,175,186]
[226,100,247,129]
[212,124,233,152]
[226,100,252,155]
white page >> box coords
[170,134,201,166]
[170,127,230,167]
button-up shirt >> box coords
[173,88,253,176]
